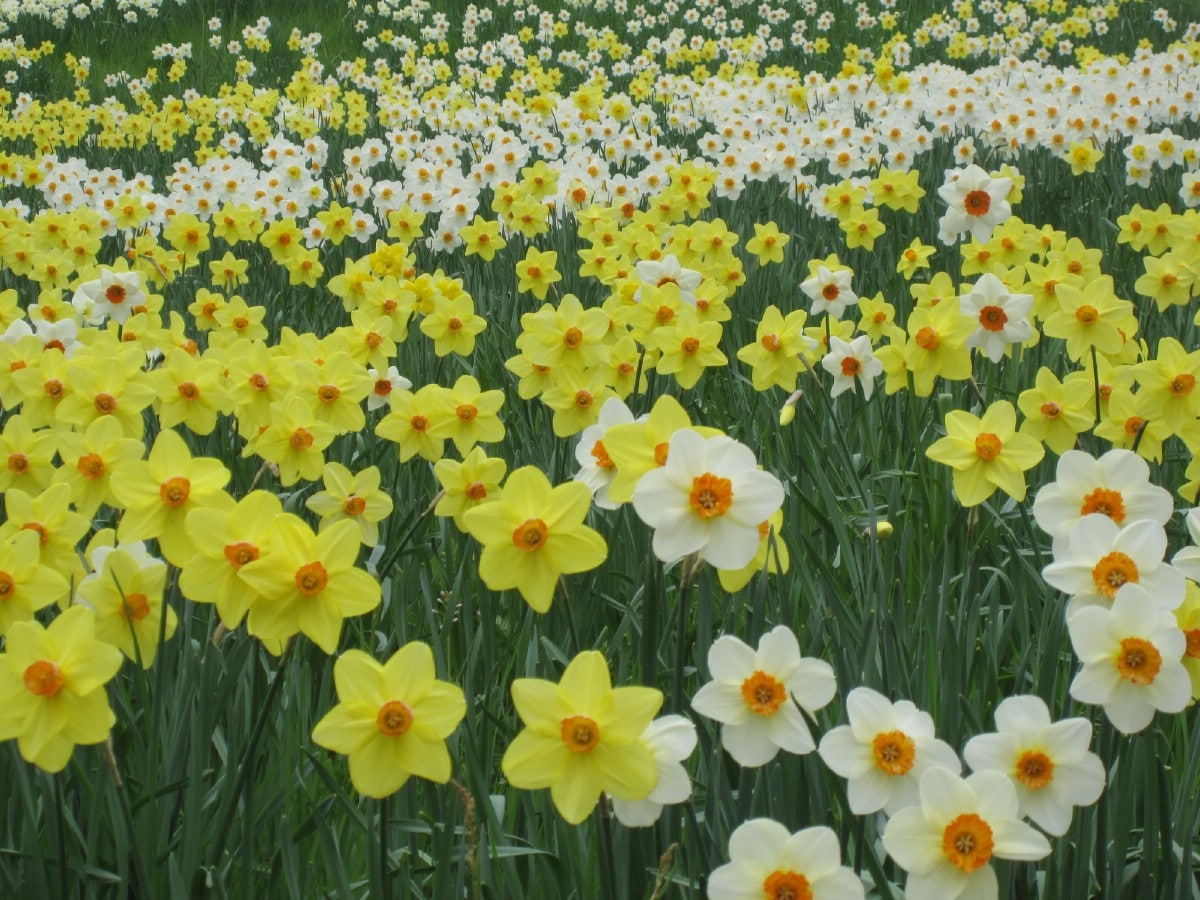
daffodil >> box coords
[305,463,394,547]
[312,644,466,798]
[0,606,123,772]
[963,695,1105,836]
[691,626,836,767]
[882,767,1050,900]
[461,466,607,613]
[178,490,281,630]
[708,819,865,900]
[1067,583,1190,734]
[109,428,232,565]
[76,545,175,668]
[632,429,784,570]
[237,517,382,654]
[817,687,962,816]
[502,650,661,824]
[0,531,68,636]
[925,401,1045,507]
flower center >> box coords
[249,372,269,390]
[840,357,861,377]
[871,730,916,775]
[1079,487,1125,523]
[821,283,840,301]
[106,284,127,304]
[688,472,733,518]
[1091,551,1138,599]
[942,813,995,873]
[563,327,583,348]
[590,440,614,468]
[456,403,477,422]
[121,592,151,622]
[1115,636,1161,685]
[964,190,991,217]
[1075,305,1098,325]
[376,700,413,736]
[1172,374,1195,396]
[447,316,463,332]
[0,571,12,599]
[1124,416,1146,437]
[77,452,106,479]
[343,496,367,516]
[761,333,781,351]
[655,306,675,325]
[318,384,341,403]
[1014,750,1055,790]
[7,453,28,473]
[1040,401,1061,419]
[290,428,314,449]
[574,390,594,408]
[160,476,191,507]
[653,441,670,466]
[23,660,65,697]
[294,561,329,597]
[740,670,787,716]
[466,481,488,500]
[1184,628,1200,659]
[979,306,1008,331]
[223,542,259,567]
[512,518,548,552]
[44,379,64,399]
[762,870,813,900]
[22,522,48,544]
[94,392,117,413]
[914,326,939,351]
[974,432,1002,461]
[410,415,428,432]
[681,336,700,354]
[560,714,600,753]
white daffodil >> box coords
[936,164,1013,245]
[692,626,836,768]
[611,715,697,827]
[1033,449,1173,550]
[817,687,961,816]
[960,273,1034,363]
[631,429,784,570]
[708,819,865,900]
[800,265,858,319]
[574,397,636,510]
[882,767,1051,900]
[635,254,703,306]
[963,695,1105,836]
[820,334,883,399]
[1068,583,1190,734]
[1041,514,1183,616]
[72,267,146,325]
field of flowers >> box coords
[2,0,1200,896]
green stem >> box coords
[102,739,153,898]
[53,773,67,900]
[596,804,619,900]
[379,795,393,900]
[1090,345,1102,426]
[210,640,294,865]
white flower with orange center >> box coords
[936,164,1014,245]
[631,429,784,570]
[72,268,147,326]
[960,273,1034,363]
[573,397,636,510]
[691,626,836,768]
[1042,514,1183,616]
[882,767,1050,900]
[800,265,858,319]
[817,687,961,816]
[1033,449,1173,552]
[963,695,1105,836]
[707,819,865,900]
[820,335,883,400]
[1067,582,1191,734]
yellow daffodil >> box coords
[313,643,466,798]
[502,650,661,824]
